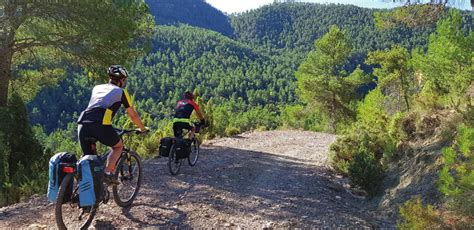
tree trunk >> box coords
[330,92,337,133]
[400,74,410,111]
[0,47,12,107]
[0,3,17,107]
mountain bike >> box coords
[168,122,203,175]
[55,128,145,230]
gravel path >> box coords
[0,130,392,229]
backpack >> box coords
[47,152,77,203]
[159,137,174,157]
[77,155,104,207]
[175,138,192,159]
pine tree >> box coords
[295,26,369,132]
[0,0,154,106]
[412,10,474,108]
[366,46,414,111]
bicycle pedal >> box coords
[69,194,79,204]
[120,175,133,181]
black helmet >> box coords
[184,91,194,100]
[108,65,128,80]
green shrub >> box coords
[279,104,328,132]
[136,133,161,158]
[19,170,49,200]
[388,112,407,142]
[357,88,396,160]
[225,127,241,136]
[399,124,474,229]
[437,124,474,220]
[332,158,350,176]
[397,198,443,230]
[330,87,395,193]
[330,121,394,174]
[348,147,384,195]
[205,101,279,138]
[330,134,360,174]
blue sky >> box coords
[205,0,472,13]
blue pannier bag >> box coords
[77,155,104,207]
[47,152,77,203]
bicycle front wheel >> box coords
[168,144,182,175]
[55,174,97,230]
[187,138,200,166]
[113,151,143,207]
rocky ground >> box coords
[0,130,394,229]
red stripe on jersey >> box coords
[187,99,200,112]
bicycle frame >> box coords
[176,121,202,140]
[55,128,144,229]
[59,128,139,192]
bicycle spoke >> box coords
[168,144,182,175]
[113,152,142,207]
[188,139,200,166]
[56,174,96,229]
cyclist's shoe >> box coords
[103,172,120,186]
[102,188,110,204]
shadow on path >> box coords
[0,145,386,228]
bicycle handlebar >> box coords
[114,128,148,137]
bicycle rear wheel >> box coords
[168,144,182,175]
[55,174,97,230]
[187,138,200,166]
[112,151,143,207]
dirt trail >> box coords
[0,130,393,228]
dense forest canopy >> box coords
[145,0,234,36]
[0,0,153,107]
[27,2,474,133]
[230,3,432,52]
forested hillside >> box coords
[132,25,296,113]
[28,25,295,132]
[28,2,471,134]
[231,3,434,52]
[145,0,233,36]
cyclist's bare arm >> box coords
[196,110,204,120]
[126,107,147,132]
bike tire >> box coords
[187,138,200,166]
[55,174,96,230]
[112,151,143,207]
[168,144,182,175]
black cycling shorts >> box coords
[78,124,120,155]
[173,122,193,138]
